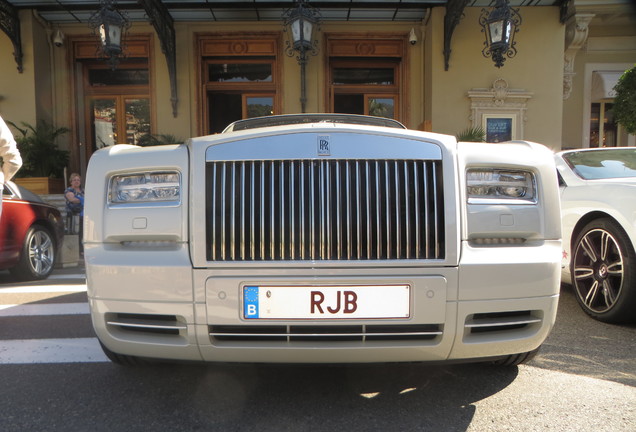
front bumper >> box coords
[86,241,560,363]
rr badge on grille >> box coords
[317,135,330,156]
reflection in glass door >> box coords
[91,99,117,150]
[125,98,151,144]
[368,97,395,118]
[89,97,150,153]
[245,96,274,118]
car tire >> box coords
[98,340,148,366]
[571,218,636,323]
[9,225,57,281]
[491,347,540,366]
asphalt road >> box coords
[0,266,634,432]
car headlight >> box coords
[466,169,536,203]
[109,171,181,204]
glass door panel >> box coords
[603,103,617,147]
[208,93,242,133]
[245,96,274,118]
[590,103,600,147]
[334,94,364,115]
[125,98,151,145]
[207,93,275,133]
[367,97,395,119]
[91,98,117,151]
[590,102,619,147]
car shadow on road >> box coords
[79,361,519,431]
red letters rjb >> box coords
[310,291,358,314]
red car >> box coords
[0,181,65,280]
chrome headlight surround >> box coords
[466,169,537,204]
[109,171,181,206]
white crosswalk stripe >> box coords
[0,284,87,294]
[0,303,89,317]
[48,274,86,281]
[0,272,109,364]
[0,338,108,364]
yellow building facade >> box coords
[0,1,634,177]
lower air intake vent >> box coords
[465,311,541,334]
[106,313,186,336]
[210,324,442,343]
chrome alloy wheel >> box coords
[572,227,624,314]
[27,229,55,277]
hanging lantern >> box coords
[88,0,130,70]
[480,0,522,68]
[283,0,321,113]
[286,0,318,52]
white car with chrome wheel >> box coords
[556,147,636,323]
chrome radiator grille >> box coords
[206,159,444,261]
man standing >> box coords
[0,115,23,218]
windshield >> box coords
[563,148,636,180]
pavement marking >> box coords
[0,284,87,294]
[0,337,109,364]
[0,302,89,317]
[49,274,86,281]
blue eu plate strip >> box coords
[244,286,259,319]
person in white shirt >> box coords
[0,115,23,219]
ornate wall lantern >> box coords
[480,0,522,68]
[88,0,130,70]
[283,0,321,113]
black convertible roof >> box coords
[223,114,406,133]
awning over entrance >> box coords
[591,71,623,102]
[3,1,563,23]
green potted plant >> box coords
[456,126,486,142]
[137,132,183,146]
[8,120,70,194]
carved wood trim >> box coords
[327,38,404,58]
[199,36,278,57]
[73,38,151,59]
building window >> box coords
[205,60,277,133]
[89,96,150,150]
[330,61,399,119]
[327,36,406,123]
[198,35,281,134]
[83,61,151,155]
[589,69,634,148]
[590,102,620,147]
[71,38,152,170]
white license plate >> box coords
[243,285,410,320]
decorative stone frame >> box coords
[467,78,533,141]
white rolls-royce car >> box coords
[556,147,636,324]
[84,114,562,366]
